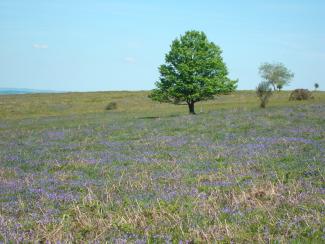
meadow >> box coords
[0,91,324,242]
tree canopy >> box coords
[259,62,294,91]
[314,83,319,90]
[149,30,237,114]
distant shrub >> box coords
[105,102,117,110]
[314,83,319,90]
[276,83,283,91]
[256,81,272,108]
[289,89,314,101]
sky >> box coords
[0,0,324,91]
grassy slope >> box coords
[0,91,324,242]
[1,90,324,119]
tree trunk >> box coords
[188,102,195,114]
[271,83,276,91]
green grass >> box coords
[1,90,324,120]
[0,90,324,242]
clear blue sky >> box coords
[0,0,324,91]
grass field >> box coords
[0,91,324,242]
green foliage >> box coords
[276,83,283,91]
[105,102,117,110]
[259,62,294,91]
[256,81,272,108]
[149,30,237,114]
[314,83,319,90]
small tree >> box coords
[276,83,283,91]
[259,62,294,91]
[314,83,319,91]
[149,30,237,114]
[256,81,272,108]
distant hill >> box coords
[0,88,57,95]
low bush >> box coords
[289,89,314,101]
[256,81,272,108]
[105,102,117,110]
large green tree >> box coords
[149,30,237,114]
[259,62,294,91]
